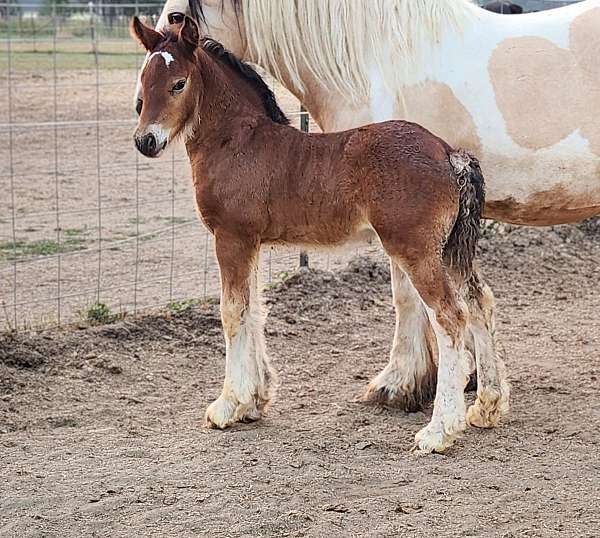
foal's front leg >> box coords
[205,234,276,429]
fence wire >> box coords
[0,1,354,331]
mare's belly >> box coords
[480,152,600,226]
[485,194,600,226]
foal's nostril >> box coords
[134,134,146,154]
[135,133,159,157]
[146,133,156,154]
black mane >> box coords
[200,38,289,125]
[176,2,287,124]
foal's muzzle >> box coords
[134,132,166,158]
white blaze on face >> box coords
[135,50,177,115]
[136,51,174,106]
[143,50,175,73]
[135,49,177,105]
[159,51,175,67]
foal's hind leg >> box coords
[363,259,437,411]
[396,259,470,453]
[205,235,276,429]
[466,271,510,428]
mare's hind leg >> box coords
[363,259,437,411]
[466,270,510,428]
[396,258,470,453]
[205,234,276,429]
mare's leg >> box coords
[363,259,437,411]
[205,234,276,429]
[466,270,510,428]
[397,259,470,453]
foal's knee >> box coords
[220,296,246,339]
[434,298,468,349]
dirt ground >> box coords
[1,221,599,537]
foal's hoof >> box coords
[205,395,266,429]
[466,388,507,429]
[414,419,465,454]
[205,396,238,429]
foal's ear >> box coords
[130,16,162,52]
[178,16,200,52]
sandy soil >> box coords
[1,222,599,537]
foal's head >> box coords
[131,16,201,158]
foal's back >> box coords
[222,117,458,248]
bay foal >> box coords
[132,16,486,453]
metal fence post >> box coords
[299,105,309,270]
[88,1,97,56]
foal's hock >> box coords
[132,16,487,453]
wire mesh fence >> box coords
[3,0,581,331]
[0,1,376,331]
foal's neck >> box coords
[186,52,276,151]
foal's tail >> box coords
[443,150,485,279]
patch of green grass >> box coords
[63,227,85,237]
[139,233,157,242]
[0,237,86,260]
[0,49,144,71]
[166,298,201,314]
[81,302,120,326]
[106,230,157,251]
[0,15,163,41]
[166,297,218,314]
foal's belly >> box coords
[263,220,377,250]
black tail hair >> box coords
[443,150,485,279]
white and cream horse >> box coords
[139,0,598,434]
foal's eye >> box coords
[171,79,186,94]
